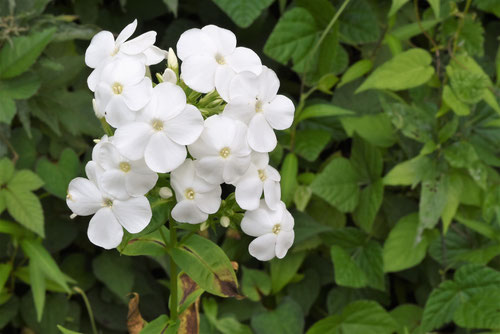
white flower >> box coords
[176,24,262,100]
[223,66,295,152]
[171,159,222,224]
[188,115,251,184]
[92,138,158,200]
[241,201,294,261]
[162,68,177,84]
[113,82,203,173]
[235,152,280,211]
[85,19,166,91]
[94,57,153,128]
[66,162,152,249]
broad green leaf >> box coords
[448,68,488,104]
[390,304,423,334]
[36,148,81,199]
[331,245,367,288]
[140,315,169,334]
[280,153,298,205]
[421,264,500,331]
[293,185,313,212]
[212,0,274,28]
[0,73,40,100]
[383,156,431,186]
[8,170,44,192]
[0,219,26,236]
[339,0,380,45]
[288,268,321,314]
[443,141,478,168]
[171,234,238,297]
[340,113,397,148]
[383,213,437,272]
[29,259,46,322]
[0,158,14,185]
[4,188,44,237]
[0,297,19,329]
[251,298,304,334]
[57,325,83,334]
[241,267,271,301]
[297,104,354,122]
[295,0,335,28]
[388,0,409,17]
[295,129,331,162]
[427,0,440,17]
[460,17,484,57]
[0,96,16,125]
[441,172,462,233]
[353,180,384,233]
[443,85,469,116]
[92,252,134,303]
[311,158,360,212]
[0,263,12,293]
[339,59,373,87]
[0,28,56,79]
[270,251,306,293]
[419,173,448,230]
[453,290,500,329]
[119,227,169,257]
[20,239,70,292]
[356,49,434,93]
[391,19,441,40]
[350,136,383,181]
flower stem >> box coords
[169,218,178,322]
[73,287,98,334]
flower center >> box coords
[272,224,281,234]
[219,147,231,159]
[258,169,267,181]
[152,119,164,131]
[185,188,195,200]
[110,45,120,56]
[215,53,226,65]
[255,100,263,113]
[112,82,123,95]
[119,161,131,173]
[103,198,113,207]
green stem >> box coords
[169,219,178,322]
[74,287,98,334]
[452,0,472,54]
[99,118,114,137]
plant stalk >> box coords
[74,287,98,334]
[169,218,178,322]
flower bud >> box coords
[92,98,104,118]
[162,68,177,84]
[159,187,173,199]
[200,221,209,231]
[220,216,230,228]
[167,47,178,72]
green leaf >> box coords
[270,251,306,293]
[251,298,304,334]
[140,315,169,334]
[36,148,81,199]
[263,8,318,67]
[20,239,70,293]
[383,213,437,272]
[280,153,298,205]
[4,188,44,237]
[340,113,397,148]
[0,263,12,293]
[339,0,380,45]
[311,158,360,212]
[453,290,500,329]
[171,234,239,297]
[297,104,354,122]
[419,173,448,230]
[339,59,373,88]
[330,245,367,288]
[241,267,271,301]
[353,180,384,233]
[0,73,40,100]
[390,304,423,334]
[119,227,169,257]
[29,259,46,322]
[0,158,14,185]
[0,96,16,125]
[448,68,488,104]
[350,136,383,181]
[162,0,178,15]
[92,252,134,303]
[441,172,462,233]
[0,28,56,79]
[8,170,44,192]
[383,156,431,186]
[443,85,470,116]
[212,0,274,28]
[443,141,478,168]
[356,49,435,93]
[391,19,441,41]
[388,0,409,17]
[57,325,83,334]
[295,129,331,162]
[427,0,440,17]
[308,300,397,334]
[421,264,500,331]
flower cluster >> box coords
[66,21,296,261]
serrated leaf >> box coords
[453,290,500,329]
[340,113,397,148]
[4,188,44,237]
[357,49,434,93]
[443,85,470,116]
[251,298,304,334]
[295,129,331,162]
[353,180,384,233]
[0,158,14,185]
[8,170,44,192]
[0,72,40,100]
[419,173,448,230]
[383,156,431,187]
[36,148,81,199]
[241,267,271,301]
[339,0,380,45]
[331,245,367,288]
[0,28,56,79]
[212,0,273,28]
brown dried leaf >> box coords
[127,293,144,334]
[178,298,200,334]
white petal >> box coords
[87,67,103,92]
[257,66,279,102]
[222,97,255,124]
[121,31,156,55]
[100,170,129,200]
[224,155,251,184]
[104,96,136,128]
[264,180,281,210]
[94,82,113,113]
[202,25,236,56]
[66,178,102,216]
[171,200,207,224]
[116,19,137,45]
[214,65,235,102]
[114,122,153,160]
[194,156,225,184]
[112,196,152,233]
[95,142,121,170]
[164,104,203,145]
[248,234,277,261]
[87,208,124,249]
[85,161,103,185]
[276,231,294,259]
[252,152,269,168]
[171,159,196,196]
[188,137,218,159]
[143,46,167,65]
[122,77,153,111]
[265,165,281,181]
[162,68,177,84]
[248,113,277,153]
[241,208,273,237]
[126,169,158,197]
[180,54,217,93]
[145,132,186,173]
[195,188,222,214]
[264,95,295,130]
[176,28,215,60]
[101,57,146,86]
[227,47,262,75]
[85,31,114,68]
[235,170,262,210]
[281,206,295,231]
[228,71,259,101]
[151,82,186,121]
[230,121,251,156]
[201,115,236,151]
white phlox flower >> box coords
[66,161,152,249]
[188,114,251,184]
[92,138,158,200]
[94,57,153,128]
[86,19,166,91]
[162,68,177,84]
[171,159,222,224]
[176,25,262,101]
[241,200,294,261]
[234,152,281,211]
[113,82,203,173]
[223,66,295,153]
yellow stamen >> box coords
[185,188,195,200]
[215,53,226,65]
[272,224,281,234]
[258,169,267,182]
[152,119,164,131]
[119,162,131,173]
[219,147,231,159]
[112,82,123,95]
[103,198,113,207]
[255,100,263,113]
